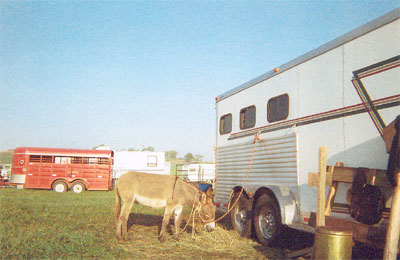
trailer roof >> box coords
[216,8,400,103]
[13,147,113,157]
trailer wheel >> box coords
[53,181,67,193]
[254,194,282,246]
[71,181,85,193]
[229,191,252,237]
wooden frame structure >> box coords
[307,147,400,258]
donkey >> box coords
[115,171,216,242]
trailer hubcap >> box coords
[233,205,249,231]
[259,208,276,239]
[72,184,83,193]
[54,183,66,193]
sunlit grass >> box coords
[0,189,127,259]
[0,188,282,259]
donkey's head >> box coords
[197,191,216,232]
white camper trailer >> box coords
[113,151,166,179]
[214,9,400,246]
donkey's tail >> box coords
[115,184,121,219]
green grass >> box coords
[0,189,126,259]
[0,189,282,260]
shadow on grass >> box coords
[215,211,314,259]
[196,212,392,259]
[251,226,314,259]
[253,226,388,260]
[127,213,163,230]
[126,212,197,237]
[270,226,314,250]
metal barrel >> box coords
[312,226,353,260]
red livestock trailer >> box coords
[10,147,114,193]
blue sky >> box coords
[1,1,399,161]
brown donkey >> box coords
[115,171,216,242]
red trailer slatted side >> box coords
[10,147,114,192]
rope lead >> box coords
[205,131,261,225]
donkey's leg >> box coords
[116,218,123,240]
[159,206,173,242]
[119,198,134,241]
[174,206,184,235]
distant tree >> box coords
[165,150,178,161]
[128,148,138,151]
[142,147,155,152]
[184,153,194,163]
[194,154,204,163]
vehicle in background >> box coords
[112,151,166,180]
[10,147,113,193]
[176,163,215,183]
[0,164,11,186]
[214,9,399,246]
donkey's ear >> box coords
[201,192,207,204]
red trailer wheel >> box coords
[53,181,67,193]
[71,181,86,193]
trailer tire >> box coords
[254,194,282,246]
[71,181,86,194]
[53,181,68,193]
[229,191,252,237]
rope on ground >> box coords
[180,192,201,237]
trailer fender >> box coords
[247,184,298,225]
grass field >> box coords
[0,188,283,260]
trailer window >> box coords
[98,158,109,165]
[240,105,256,130]
[42,156,52,163]
[71,157,83,164]
[29,155,41,163]
[54,157,69,164]
[147,155,157,167]
[219,113,232,135]
[267,94,289,123]
[83,157,97,165]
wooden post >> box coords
[384,172,400,260]
[317,147,327,227]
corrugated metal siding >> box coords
[215,133,298,204]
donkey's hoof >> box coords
[159,235,166,243]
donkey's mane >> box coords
[179,177,201,193]
[172,177,200,200]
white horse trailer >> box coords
[112,151,166,179]
[184,164,216,183]
[214,9,400,246]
